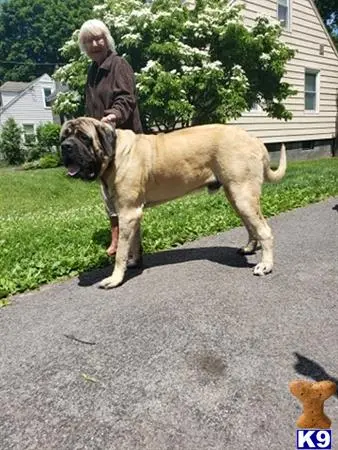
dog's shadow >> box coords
[293,352,338,398]
[78,244,255,287]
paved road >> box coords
[1,198,337,450]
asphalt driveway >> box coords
[0,197,337,450]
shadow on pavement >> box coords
[78,245,255,287]
[293,352,338,398]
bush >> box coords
[25,141,43,162]
[22,152,61,170]
[39,153,61,168]
[0,118,25,165]
[36,122,61,152]
[24,122,62,162]
[22,160,41,170]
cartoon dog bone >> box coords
[289,380,336,429]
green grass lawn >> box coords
[1,158,337,299]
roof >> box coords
[0,74,54,115]
[0,81,31,93]
[309,0,338,59]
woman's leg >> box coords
[100,182,119,256]
[107,216,119,256]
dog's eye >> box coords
[60,130,71,142]
[78,132,92,145]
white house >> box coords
[0,73,56,141]
[229,0,338,159]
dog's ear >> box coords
[95,122,116,158]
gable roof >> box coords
[308,0,338,59]
[0,81,31,93]
[0,73,54,115]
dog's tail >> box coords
[264,143,287,183]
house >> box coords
[0,73,57,141]
[229,0,338,160]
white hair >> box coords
[78,19,116,54]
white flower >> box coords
[112,15,129,29]
[121,32,141,44]
[130,9,151,18]
[232,64,245,72]
[181,65,201,73]
[202,60,223,72]
[141,60,160,72]
[93,4,105,11]
[260,53,271,61]
[176,42,210,58]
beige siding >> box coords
[230,0,338,143]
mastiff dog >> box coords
[60,117,286,289]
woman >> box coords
[78,19,143,258]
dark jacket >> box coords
[85,51,143,133]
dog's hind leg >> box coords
[223,187,259,255]
[225,182,274,275]
[99,207,143,289]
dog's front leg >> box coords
[99,207,142,289]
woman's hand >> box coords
[101,113,117,125]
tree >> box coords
[0,0,96,83]
[314,0,338,47]
[0,118,25,165]
[53,0,296,131]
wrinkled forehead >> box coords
[61,119,86,135]
[60,121,76,140]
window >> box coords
[305,70,319,112]
[278,0,290,29]
[22,124,35,144]
[43,87,52,108]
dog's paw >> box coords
[253,262,273,276]
[99,275,123,289]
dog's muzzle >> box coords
[61,140,82,177]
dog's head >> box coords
[60,117,116,181]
